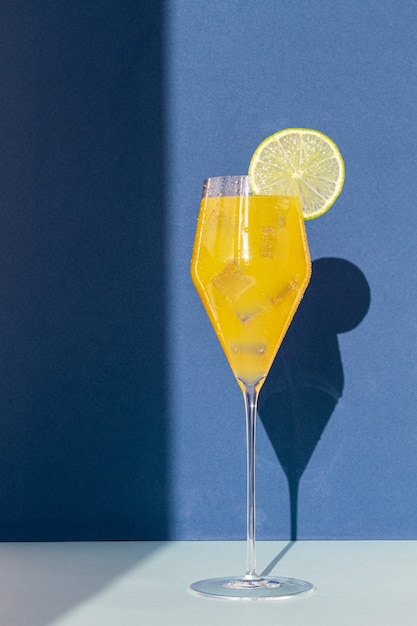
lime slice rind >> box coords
[248,128,345,220]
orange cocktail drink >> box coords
[191,193,311,387]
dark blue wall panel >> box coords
[0,2,168,539]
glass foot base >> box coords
[190,575,315,600]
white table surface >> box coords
[0,540,415,625]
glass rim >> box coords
[203,174,248,183]
[202,175,302,199]
[202,175,251,198]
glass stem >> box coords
[242,382,261,580]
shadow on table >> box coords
[259,257,371,540]
[261,540,296,576]
[0,542,164,626]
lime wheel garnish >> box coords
[248,128,345,219]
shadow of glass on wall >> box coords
[0,2,168,542]
[259,257,371,540]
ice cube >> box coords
[260,213,287,258]
[260,226,276,258]
[276,214,287,228]
[270,279,298,305]
[231,341,267,356]
[212,262,255,303]
[236,306,263,324]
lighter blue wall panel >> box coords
[166,0,417,539]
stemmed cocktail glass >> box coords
[190,175,314,599]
